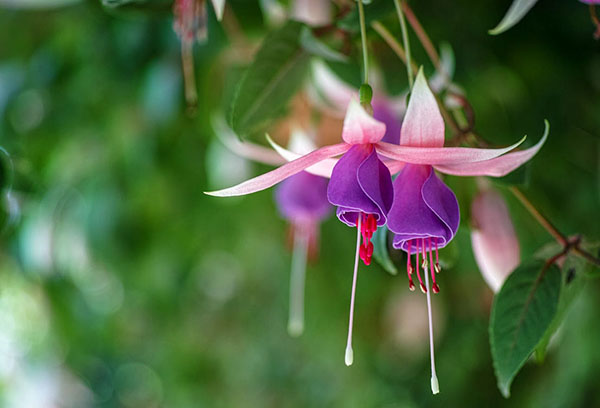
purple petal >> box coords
[327,145,393,227]
[275,172,331,223]
[387,164,459,252]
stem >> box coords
[509,187,567,246]
[394,0,413,88]
[357,0,369,84]
[373,21,462,136]
[181,41,198,112]
[402,2,443,74]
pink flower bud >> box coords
[471,186,520,292]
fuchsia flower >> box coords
[471,182,520,293]
[206,68,547,393]
[275,171,331,336]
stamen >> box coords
[288,225,309,337]
[406,240,415,291]
[434,240,441,274]
[414,239,426,293]
[424,253,440,395]
[428,238,440,294]
[345,215,362,366]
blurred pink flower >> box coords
[471,183,520,292]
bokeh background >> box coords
[0,0,599,407]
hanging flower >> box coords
[470,181,520,293]
[205,69,546,374]
[275,171,331,337]
[383,68,547,394]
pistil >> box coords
[345,215,363,366]
[288,224,310,337]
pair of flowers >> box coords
[207,68,547,393]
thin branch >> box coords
[394,0,413,88]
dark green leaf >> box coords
[490,259,561,397]
[300,27,348,63]
[534,242,599,361]
[338,0,395,32]
[372,226,397,275]
[229,21,310,138]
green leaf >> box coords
[300,27,348,63]
[0,0,82,8]
[337,0,395,32]
[490,259,561,397]
[101,0,171,12]
[372,226,398,275]
[534,242,599,361]
[489,0,540,35]
[229,21,310,138]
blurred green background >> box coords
[0,0,599,407]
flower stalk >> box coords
[357,0,370,85]
[394,0,413,88]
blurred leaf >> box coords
[0,0,81,8]
[338,0,395,32]
[372,226,397,275]
[489,0,540,35]
[535,242,600,361]
[490,259,561,397]
[229,21,310,138]
[300,27,348,63]
[100,0,172,14]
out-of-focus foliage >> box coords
[0,0,599,407]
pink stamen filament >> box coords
[428,238,440,294]
[434,240,441,274]
[414,239,426,293]
[406,240,415,291]
[288,225,310,337]
[345,215,362,366]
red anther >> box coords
[359,244,367,262]
[432,283,440,293]
[435,263,441,274]
[368,214,377,233]
[420,282,427,293]
[363,257,371,266]
[366,241,373,258]
[408,279,415,291]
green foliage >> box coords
[338,0,395,32]
[372,226,397,275]
[229,21,310,138]
[299,27,348,63]
[490,259,561,397]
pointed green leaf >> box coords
[229,21,310,138]
[489,0,540,35]
[534,242,599,361]
[490,259,561,397]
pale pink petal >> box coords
[342,99,387,145]
[433,121,548,176]
[213,116,285,166]
[211,0,225,20]
[384,160,406,175]
[401,68,445,148]
[471,186,520,292]
[266,134,337,178]
[291,0,331,26]
[205,143,350,197]
[375,137,525,165]
[309,60,356,115]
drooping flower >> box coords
[205,69,546,374]
[173,0,225,107]
[383,68,548,394]
[275,171,331,336]
[470,181,520,293]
